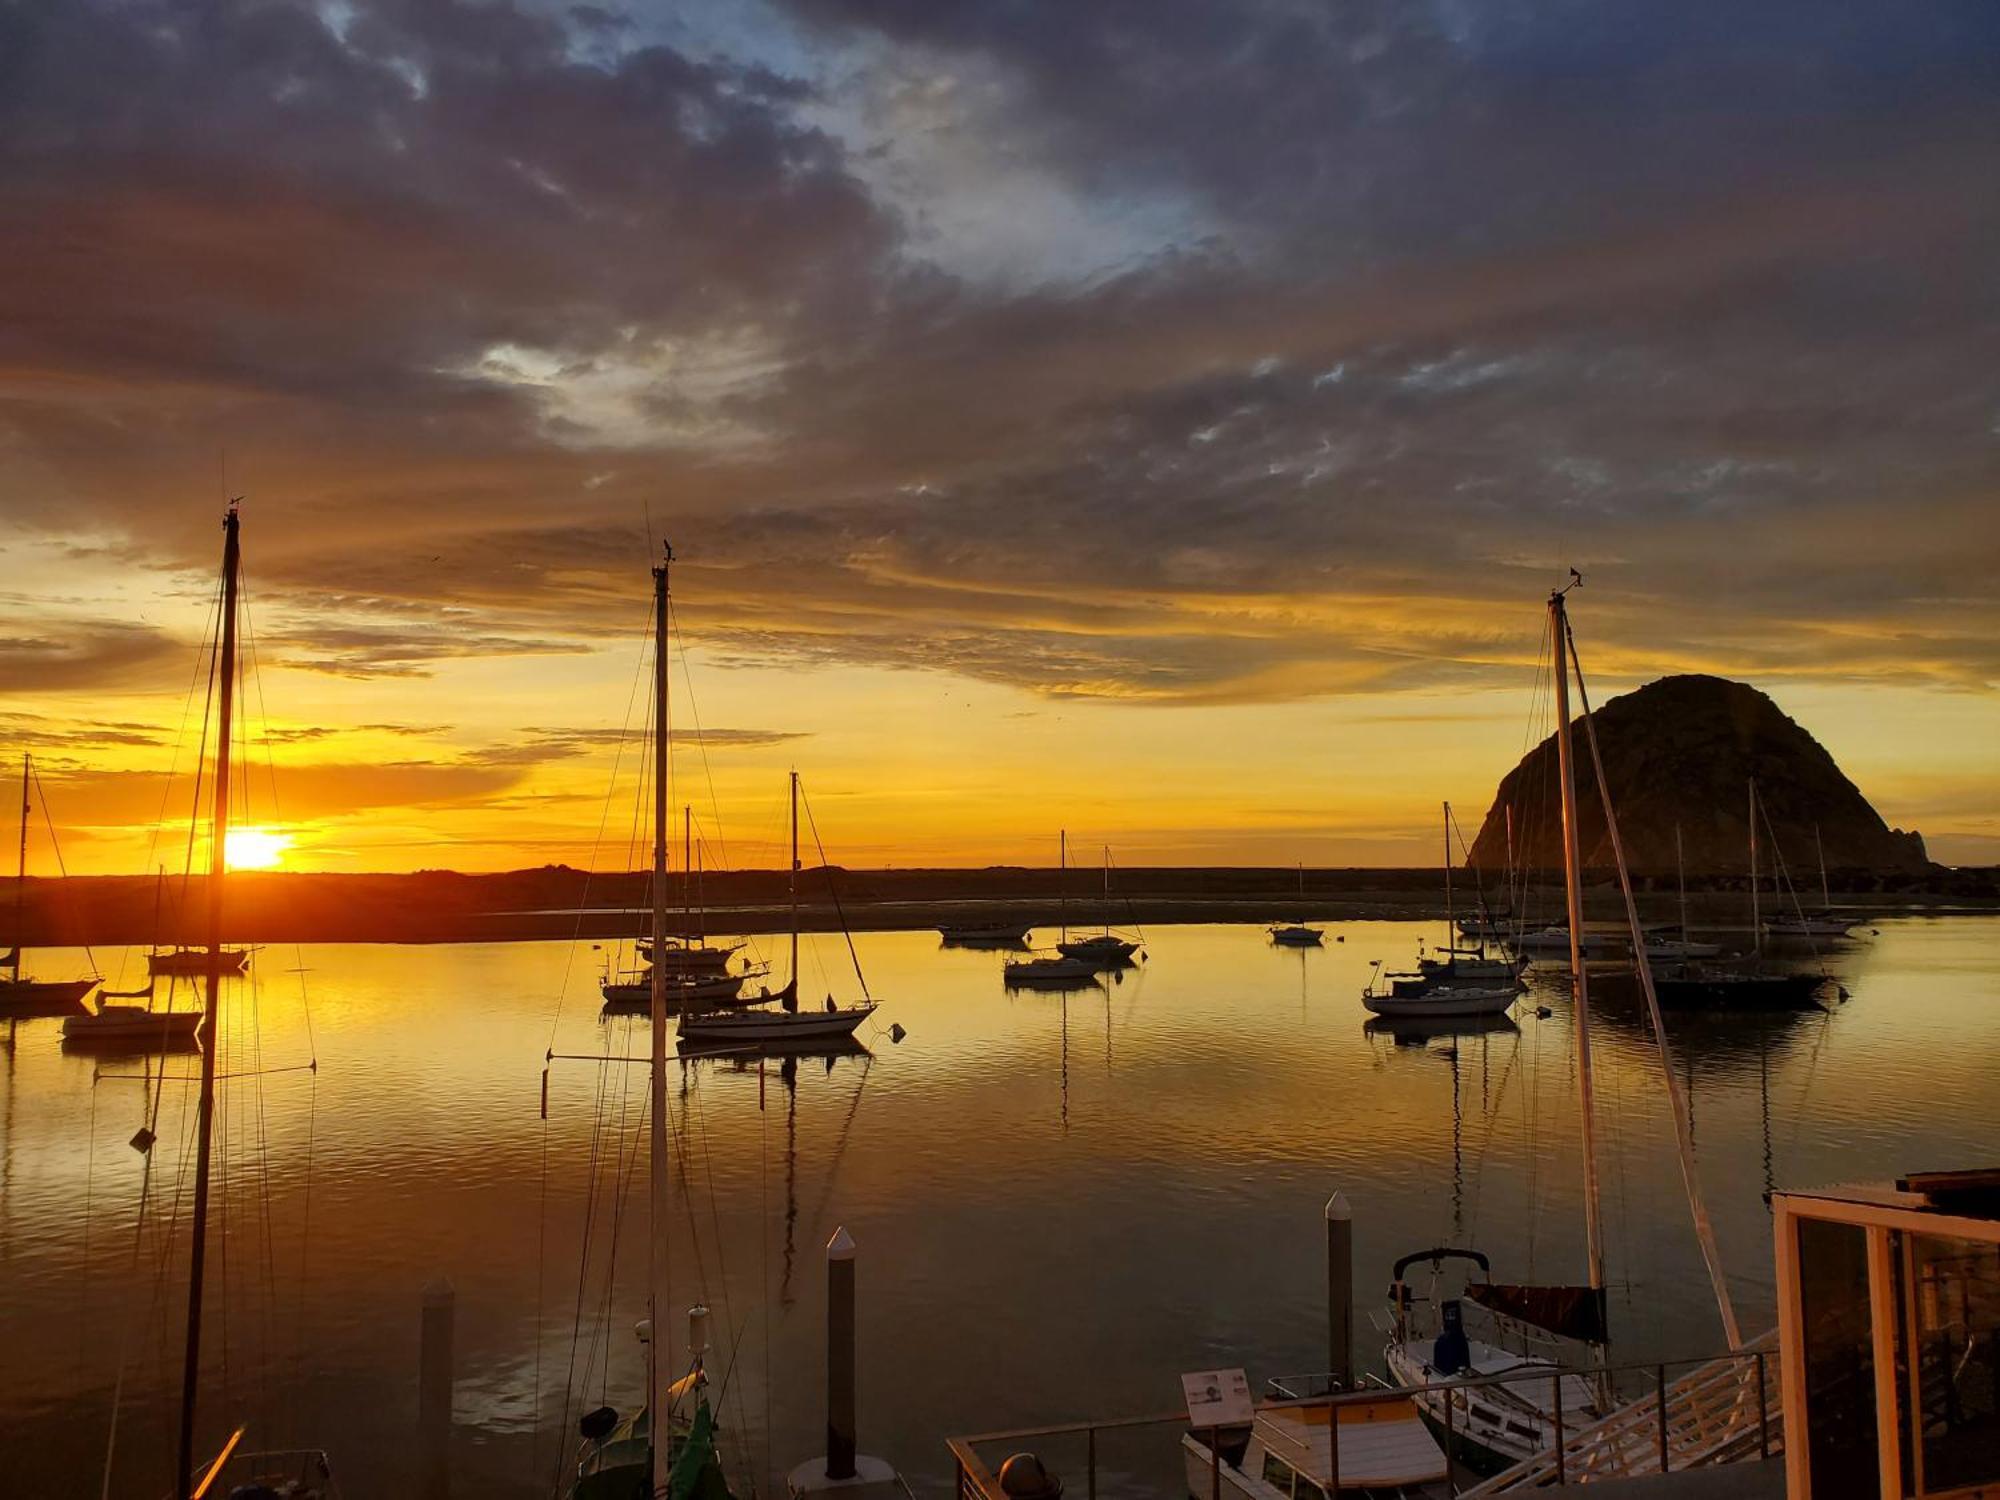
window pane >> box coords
[1909,1232,2000,1494]
[1798,1217,1878,1500]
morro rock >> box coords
[1465,675,1930,875]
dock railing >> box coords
[947,1339,1779,1500]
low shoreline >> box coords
[10,864,1997,946]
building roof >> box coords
[1774,1169,2000,1223]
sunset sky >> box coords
[3,1,1998,873]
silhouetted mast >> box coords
[11,755,25,987]
[790,769,800,997]
[1548,581,1607,1318]
[649,543,673,1500]
[177,499,240,1500]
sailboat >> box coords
[1382,585,1613,1471]
[148,946,252,977]
[603,792,769,1012]
[676,774,877,1045]
[569,542,733,1500]
[1653,785,1827,1009]
[1383,576,1748,1471]
[1267,863,1324,946]
[1,754,100,1018]
[1762,819,1855,939]
[144,502,342,1498]
[1363,805,1520,1020]
[1055,842,1141,966]
[1004,831,1102,987]
[641,827,750,971]
[1639,826,1723,963]
[1417,803,1525,983]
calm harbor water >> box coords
[2,917,1996,1498]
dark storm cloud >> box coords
[2,0,1997,701]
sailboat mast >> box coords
[1548,587,1607,1306]
[11,754,24,984]
[1102,845,1111,935]
[1816,822,1829,911]
[1058,829,1067,944]
[1677,824,1689,937]
[684,804,692,945]
[1564,603,1743,1351]
[176,500,240,1500]
[648,543,673,1500]
[1442,801,1452,946]
[789,770,800,991]
[1748,780,1760,957]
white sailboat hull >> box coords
[677,1004,877,1043]
[1362,985,1516,1019]
[1383,1337,1599,1474]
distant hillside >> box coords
[1466,674,1930,875]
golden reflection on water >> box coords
[1,917,1995,1496]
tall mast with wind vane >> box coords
[176,499,241,1500]
[1547,579,1608,1345]
[648,543,673,1500]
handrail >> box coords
[947,1342,1779,1500]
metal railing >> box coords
[947,1342,1779,1500]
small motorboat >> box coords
[939,920,1032,946]
[1268,922,1324,947]
[1055,932,1139,967]
[62,1002,202,1049]
[635,939,743,972]
[1003,954,1101,989]
[677,999,877,1044]
[147,946,253,976]
[601,967,756,1011]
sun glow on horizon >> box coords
[225,827,295,870]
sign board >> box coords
[1181,1367,1254,1428]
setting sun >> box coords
[225,827,294,871]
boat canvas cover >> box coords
[1464,1281,1608,1344]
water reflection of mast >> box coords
[1759,1021,1774,1199]
[782,1056,798,1305]
[1060,992,1070,1135]
[1449,1042,1463,1237]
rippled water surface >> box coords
[2,917,1996,1497]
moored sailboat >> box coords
[1,754,99,1018]
[1055,841,1142,966]
[677,771,876,1046]
[568,542,734,1500]
[1268,862,1324,946]
[1382,577,1748,1473]
[1005,831,1104,986]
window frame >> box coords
[1774,1192,2000,1500]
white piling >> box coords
[1326,1192,1353,1390]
